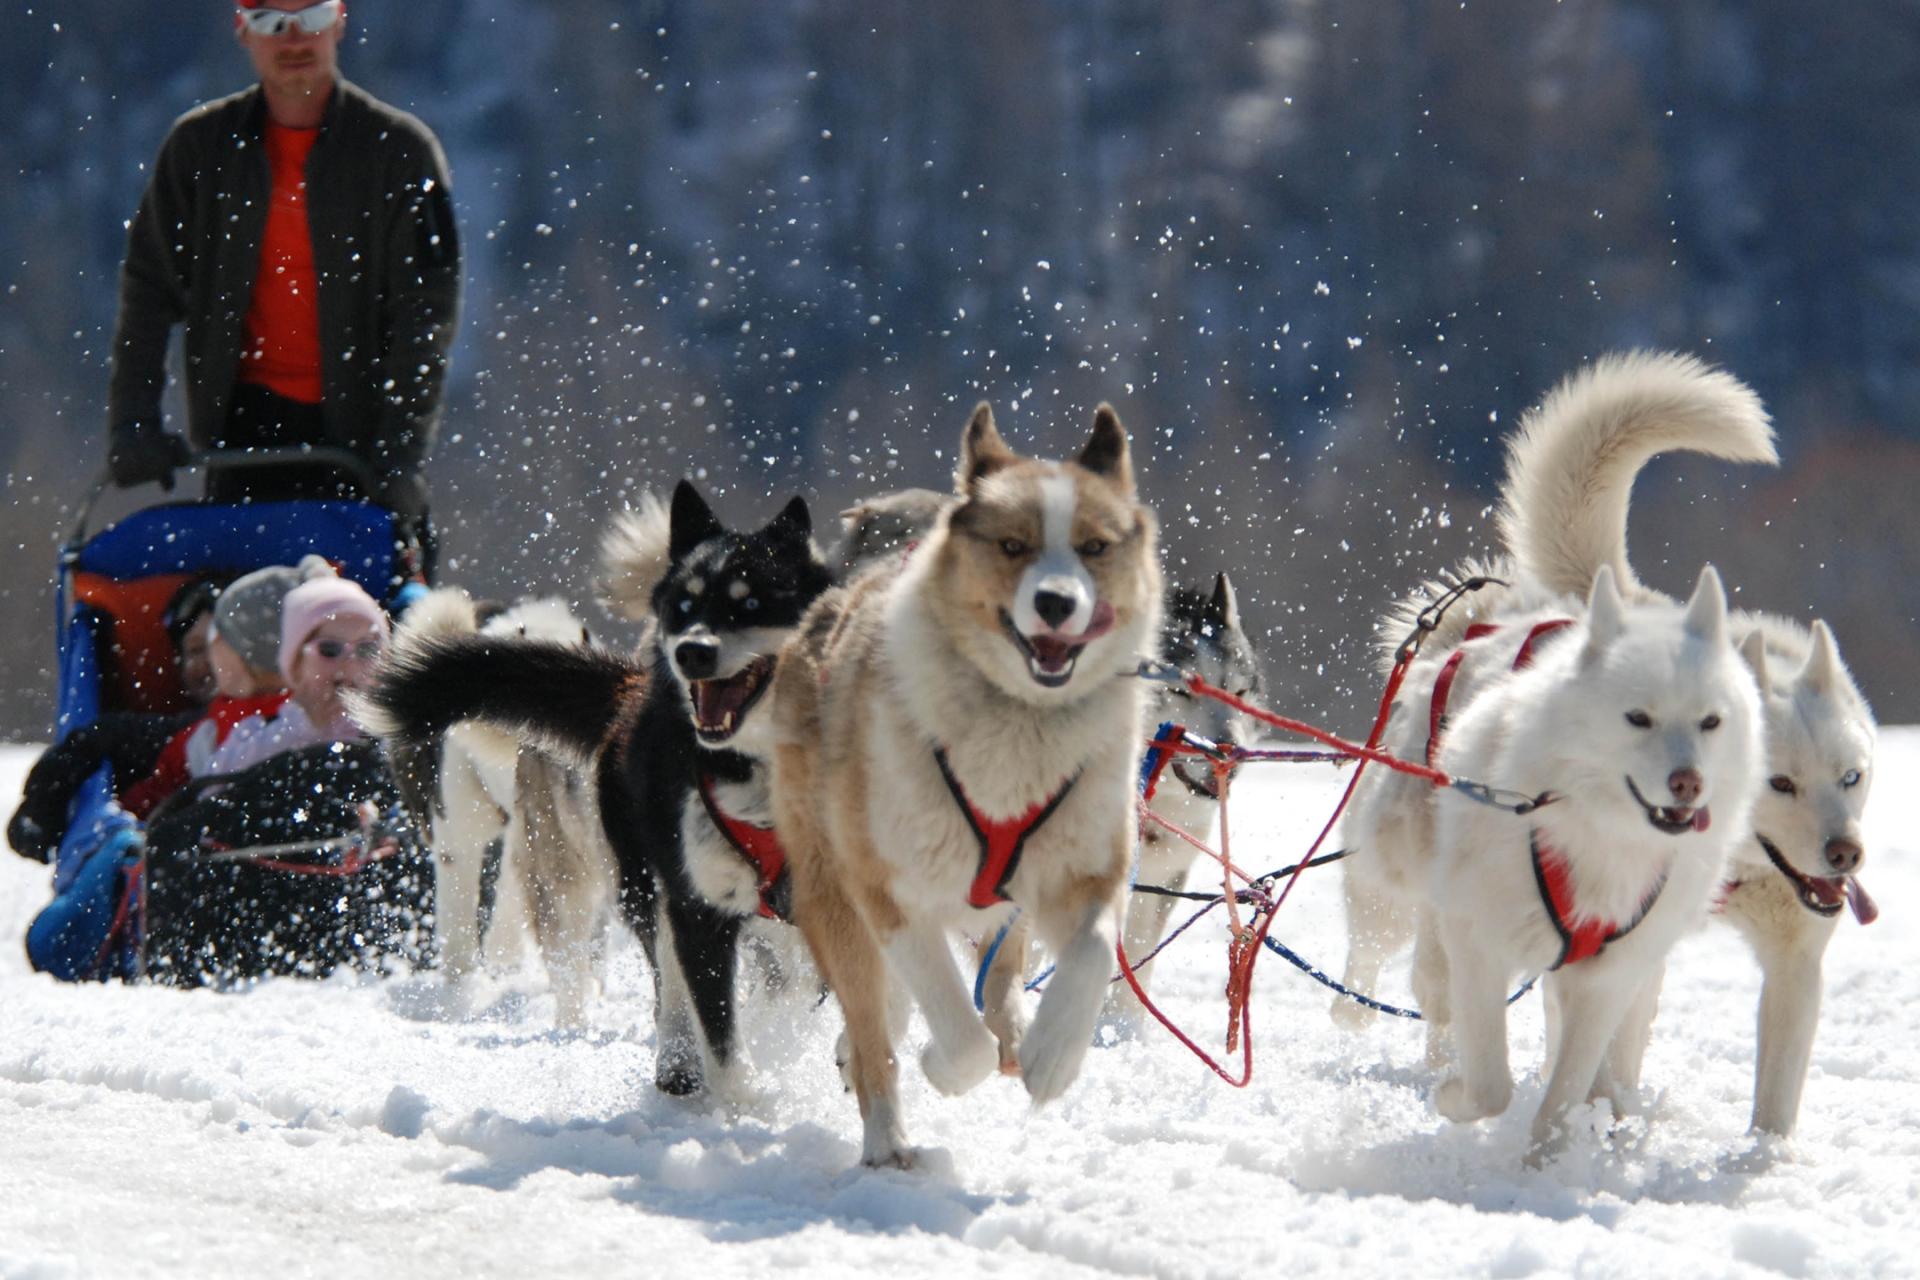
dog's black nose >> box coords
[1668,767,1703,806]
[1824,837,1863,875]
[1032,589,1076,630]
[675,638,720,680]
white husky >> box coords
[388,590,617,1027]
[1498,353,1880,1137]
[1341,351,1878,1142]
[1423,567,1762,1154]
[1339,354,1778,1156]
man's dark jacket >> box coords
[108,79,461,517]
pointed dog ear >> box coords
[1581,564,1625,663]
[956,402,1015,492]
[763,494,813,543]
[1077,404,1134,492]
[669,480,724,561]
[1682,565,1729,645]
[1798,618,1842,696]
[1738,629,1772,697]
[1206,572,1240,633]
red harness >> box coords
[1425,619,1574,765]
[933,748,1079,909]
[1530,832,1668,968]
[696,771,790,921]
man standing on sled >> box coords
[104,0,461,580]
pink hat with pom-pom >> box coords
[276,555,389,680]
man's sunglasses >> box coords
[237,1,344,37]
[308,637,382,662]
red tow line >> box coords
[1115,652,1424,1087]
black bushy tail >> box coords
[358,636,643,765]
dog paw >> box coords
[921,1025,998,1096]
[858,1107,914,1169]
[860,1144,917,1171]
[1329,994,1377,1032]
[655,1042,704,1096]
[1020,1006,1097,1105]
[655,1064,702,1097]
[1434,1074,1509,1123]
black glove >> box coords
[108,421,193,491]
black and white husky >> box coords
[359,483,833,1101]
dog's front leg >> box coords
[887,923,1000,1096]
[1591,962,1665,1111]
[1411,911,1454,1070]
[650,904,704,1096]
[1750,934,1826,1137]
[1106,825,1191,1026]
[665,891,748,1106]
[1530,962,1646,1159]
[788,871,910,1165]
[1334,867,1413,1032]
[977,913,1031,1073]
[1432,920,1512,1123]
[1020,891,1121,1105]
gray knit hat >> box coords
[212,561,305,674]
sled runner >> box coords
[21,449,434,984]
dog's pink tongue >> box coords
[1074,600,1117,642]
[1691,807,1712,833]
[1846,877,1879,925]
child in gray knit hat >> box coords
[208,562,303,695]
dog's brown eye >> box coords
[1078,538,1108,558]
[999,538,1028,558]
[1770,775,1798,796]
[1699,713,1721,731]
[1625,710,1653,729]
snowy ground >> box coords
[1,736,1914,1280]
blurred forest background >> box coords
[2,0,1917,738]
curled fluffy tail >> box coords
[356,636,643,766]
[600,493,672,622]
[392,586,484,648]
[1497,351,1776,597]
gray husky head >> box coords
[1152,573,1263,795]
[1738,618,1878,923]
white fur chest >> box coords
[861,716,1130,923]
[678,768,777,919]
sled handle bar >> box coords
[66,446,384,552]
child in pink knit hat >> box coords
[205,556,389,775]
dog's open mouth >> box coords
[1170,758,1222,799]
[1625,776,1710,836]
[1758,834,1878,924]
[999,603,1116,688]
[688,656,775,741]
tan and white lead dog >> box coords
[771,403,1162,1168]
